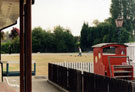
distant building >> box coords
[125,43,135,61]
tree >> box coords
[79,0,135,51]
[110,0,135,41]
[9,27,20,39]
[92,19,100,26]
[119,27,129,43]
[42,31,55,52]
[32,26,77,53]
[80,22,89,51]
[32,27,45,52]
[11,36,20,53]
[53,26,76,52]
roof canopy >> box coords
[0,0,20,30]
[92,43,128,48]
[0,0,35,30]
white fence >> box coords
[52,61,135,77]
[52,62,94,73]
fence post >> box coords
[131,82,135,92]
[6,63,9,75]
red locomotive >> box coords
[92,43,134,80]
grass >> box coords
[1,53,93,76]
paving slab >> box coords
[4,76,63,92]
[32,78,63,92]
[0,82,16,92]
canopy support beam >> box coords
[20,0,32,92]
[20,0,24,92]
[24,0,32,92]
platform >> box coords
[0,82,16,92]
[3,76,63,92]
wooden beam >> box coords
[20,0,24,92]
[24,0,32,92]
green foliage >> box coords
[2,26,77,53]
[119,28,129,43]
[80,22,116,51]
[80,0,134,51]
[32,27,45,52]
[1,41,12,53]
[110,0,135,41]
[32,26,77,53]
[11,37,20,53]
[80,22,130,51]
[1,36,20,54]
[53,26,76,52]
[80,23,89,51]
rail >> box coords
[108,56,131,77]
[51,62,94,73]
[0,61,36,82]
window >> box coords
[103,46,116,55]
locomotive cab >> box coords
[92,43,134,80]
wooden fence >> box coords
[48,63,135,92]
[83,72,135,92]
[48,64,82,92]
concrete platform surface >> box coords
[4,76,63,92]
[33,77,63,92]
[0,82,16,92]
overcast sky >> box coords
[5,0,112,36]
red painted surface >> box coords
[93,48,105,76]
[93,43,133,79]
[102,55,126,77]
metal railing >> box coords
[108,56,132,77]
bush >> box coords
[1,41,12,54]
[1,37,20,54]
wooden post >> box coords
[24,0,32,92]
[0,30,1,61]
[20,0,24,92]
[0,31,2,82]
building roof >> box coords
[0,0,20,30]
[125,43,135,47]
[0,0,35,30]
[92,43,128,48]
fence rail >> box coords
[48,63,135,92]
[130,62,135,77]
[52,62,94,73]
